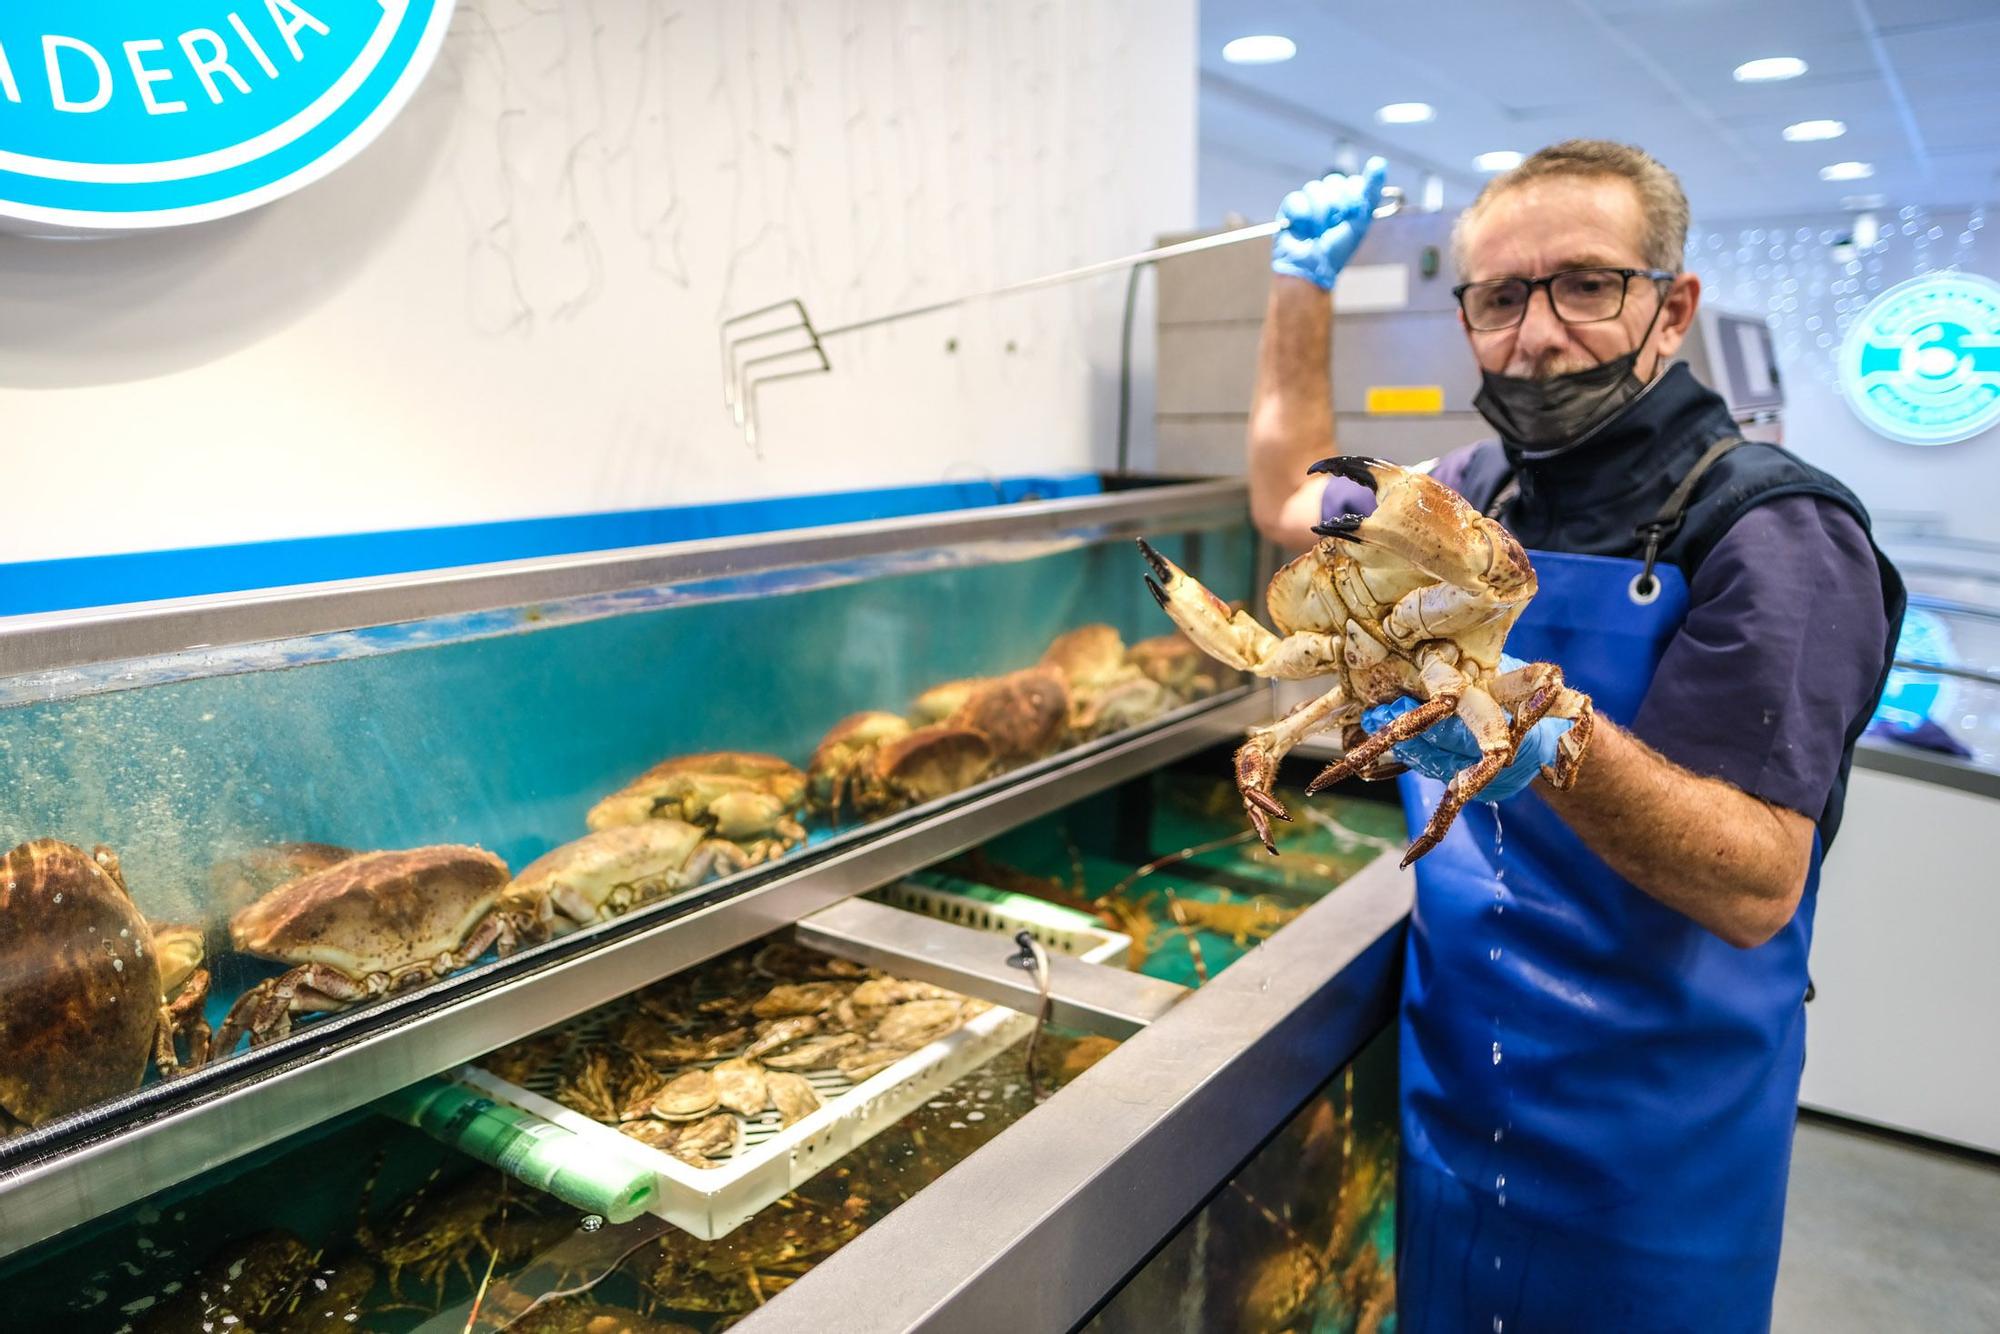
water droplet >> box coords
[1495,1255,1503,1269]
[580,1214,604,1232]
[1494,1318,1504,1332]
[1491,1042,1503,1065]
[1498,1192,1507,1207]
[1495,1174,1506,1190]
[1492,1127,1504,1143]
[1488,947,1502,961]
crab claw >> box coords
[1232,735,1293,853]
[1311,456,1533,598]
[1306,455,1391,489]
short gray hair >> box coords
[1452,139,1690,275]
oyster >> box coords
[850,977,957,1009]
[759,1031,862,1071]
[612,1010,746,1065]
[621,1118,682,1150]
[869,999,967,1050]
[711,1057,769,1117]
[670,1112,740,1167]
[751,981,851,1018]
[743,1013,821,1061]
[752,940,875,981]
[764,1071,822,1126]
[835,1045,910,1083]
[648,1069,721,1122]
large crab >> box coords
[0,840,190,1132]
[214,845,519,1052]
[1039,624,1176,740]
[806,711,995,822]
[587,752,808,860]
[1140,456,1594,866]
[501,821,751,942]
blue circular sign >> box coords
[0,0,454,231]
[1838,271,2000,445]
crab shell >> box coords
[149,921,206,998]
[228,845,511,974]
[1127,632,1227,701]
[806,711,913,816]
[1040,624,1129,688]
[852,725,995,816]
[500,822,747,940]
[208,841,357,917]
[909,678,987,726]
[0,840,163,1131]
[586,751,807,847]
[944,666,1070,763]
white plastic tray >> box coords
[452,881,1128,1238]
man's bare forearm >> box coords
[1538,722,1815,948]
[1247,277,1335,549]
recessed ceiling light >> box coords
[1819,161,1875,181]
[1375,102,1436,125]
[1222,34,1296,65]
[1473,150,1523,172]
[1783,119,1846,142]
[1734,56,1807,83]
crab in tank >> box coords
[587,752,809,860]
[1140,456,1594,865]
[806,711,996,822]
[501,821,752,942]
[213,845,520,1052]
[0,840,185,1132]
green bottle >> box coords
[379,1076,657,1224]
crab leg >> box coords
[1138,540,1342,679]
[1487,662,1595,789]
[1401,683,1514,866]
[153,969,212,1076]
[1307,655,1466,793]
[1233,682,1356,852]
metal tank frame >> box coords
[0,477,1414,1323]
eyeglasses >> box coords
[1453,267,1675,331]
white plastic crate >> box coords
[452,882,1128,1239]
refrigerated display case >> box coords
[1808,553,2000,1154]
[0,478,1416,1329]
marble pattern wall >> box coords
[0,0,1194,562]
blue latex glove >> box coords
[1271,157,1388,290]
[1361,657,1573,803]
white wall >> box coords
[0,0,1195,564]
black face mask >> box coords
[1472,293,1668,457]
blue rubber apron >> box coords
[1394,548,1819,1334]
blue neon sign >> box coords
[1838,272,2000,446]
[0,1,453,231]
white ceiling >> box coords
[1198,0,2000,223]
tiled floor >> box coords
[1774,1117,2000,1333]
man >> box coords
[1250,141,1902,1330]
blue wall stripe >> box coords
[0,475,1102,618]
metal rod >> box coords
[721,188,1404,430]
[821,189,1400,341]
[1893,658,2000,688]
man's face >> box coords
[1456,175,1699,380]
